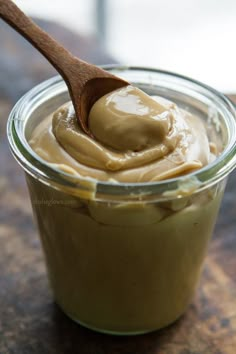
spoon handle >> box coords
[0,0,87,80]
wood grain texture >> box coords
[0,19,236,354]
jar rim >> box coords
[7,66,236,201]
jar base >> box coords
[57,303,183,336]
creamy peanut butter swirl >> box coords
[29,85,215,182]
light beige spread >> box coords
[29,85,216,182]
[27,85,223,334]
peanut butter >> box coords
[29,85,216,183]
[27,84,223,334]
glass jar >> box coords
[7,66,236,335]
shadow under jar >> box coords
[7,66,236,335]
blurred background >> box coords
[15,0,236,93]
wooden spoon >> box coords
[0,0,128,134]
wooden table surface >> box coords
[1,19,236,354]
